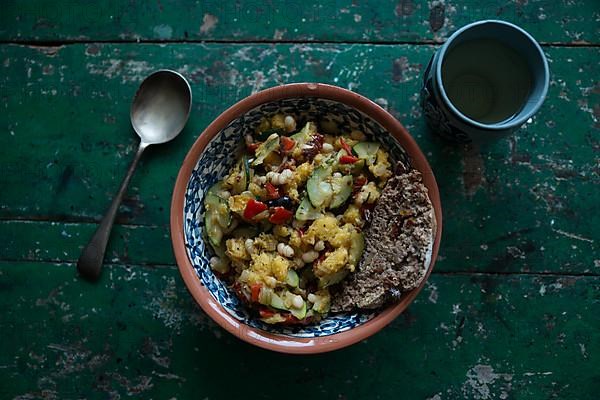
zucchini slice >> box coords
[348,231,365,267]
[353,141,380,164]
[204,212,223,248]
[290,122,317,149]
[251,134,280,166]
[295,196,323,221]
[204,182,232,247]
[286,270,300,287]
[229,155,250,194]
[290,300,307,320]
[306,165,333,208]
[270,293,287,310]
[207,243,230,274]
[318,269,349,288]
[330,174,353,208]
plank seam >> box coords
[0,216,163,229]
[0,39,598,48]
[1,259,597,277]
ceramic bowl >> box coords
[171,83,442,354]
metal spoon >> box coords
[77,70,192,281]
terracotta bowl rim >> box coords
[170,82,443,354]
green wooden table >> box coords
[1,1,598,399]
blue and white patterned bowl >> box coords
[171,83,442,354]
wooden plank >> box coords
[1,43,598,274]
[1,219,597,276]
[0,262,598,399]
[1,0,598,44]
[0,220,172,265]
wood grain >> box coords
[1,0,598,44]
[0,44,597,274]
[0,2,598,398]
[0,262,597,399]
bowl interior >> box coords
[183,97,433,338]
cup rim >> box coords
[170,83,443,354]
[434,19,549,131]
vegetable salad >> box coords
[204,114,393,324]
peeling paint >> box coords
[200,13,218,34]
[86,59,153,82]
[462,364,513,400]
[462,144,485,196]
[153,24,173,39]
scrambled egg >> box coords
[273,224,291,238]
[226,238,249,262]
[310,289,331,314]
[354,182,380,206]
[303,215,357,248]
[369,148,392,182]
[342,204,363,226]
[228,192,253,215]
[313,153,326,165]
[303,215,338,245]
[288,229,304,250]
[248,182,267,200]
[285,162,314,202]
[237,250,291,286]
[250,252,290,282]
[314,247,348,277]
[253,233,277,252]
[302,215,361,281]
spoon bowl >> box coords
[131,70,192,145]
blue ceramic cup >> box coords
[421,20,549,143]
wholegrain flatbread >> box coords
[331,163,435,311]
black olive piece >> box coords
[266,195,293,209]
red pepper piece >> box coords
[269,207,293,224]
[247,142,260,154]
[265,182,280,199]
[280,136,296,152]
[231,282,247,302]
[282,313,310,325]
[250,284,262,302]
[243,199,268,219]
[259,308,275,318]
[353,175,367,195]
[339,155,359,164]
[339,137,353,155]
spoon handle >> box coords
[77,142,148,281]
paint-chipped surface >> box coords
[1,1,599,43]
[0,43,597,274]
[0,1,598,399]
[0,263,598,399]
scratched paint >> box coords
[199,13,218,35]
[1,263,598,398]
[0,5,599,395]
[2,1,599,43]
[4,41,597,275]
